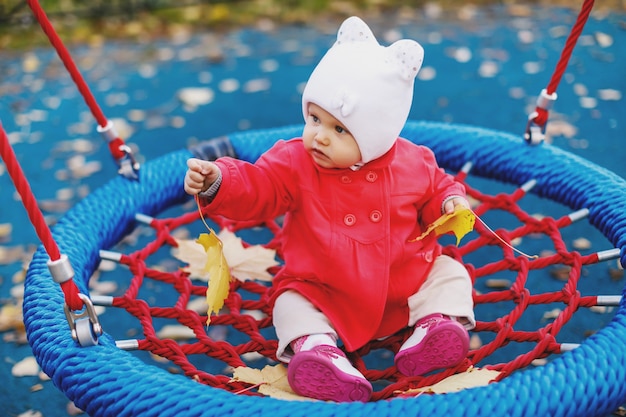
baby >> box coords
[185,16,475,402]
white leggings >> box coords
[272,255,475,362]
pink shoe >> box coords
[395,313,469,376]
[288,345,372,402]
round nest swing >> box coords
[10,0,626,415]
[22,121,626,416]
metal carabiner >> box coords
[524,111,545,145]
[116,144,140,180]
[97,120,141,180]
[524,89,558,146]
[63,293,103,347]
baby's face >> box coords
[302,103,362,169]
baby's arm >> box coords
[184,158,221,195]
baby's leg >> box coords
[407,255,475,329]
[272,290,336,362]
[395,255,474,376]
[273,290,371,402]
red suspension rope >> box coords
[525,0,595,143]
[26,0,107,128]
[26,0,140,179]
[544,0,595,97]
[0,122,84,311]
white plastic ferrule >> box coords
[47,254,74,284]
[116,339,140,350]
[520,179,538,193]
[135,213,154,225]
[99,250,123,262]
[90,295,115,306]
[597,248,621,262]
[536,88,558,110]
[461,161,474,175]
[567,208,590,223]
[596,295,622,306]
[560,343,580,352]
[96,120,118,142]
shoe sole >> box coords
[288,350,372,402]
[395,322,469,376]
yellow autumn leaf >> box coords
[197,231,232,325]
[398,367,501,396]
[232,364,313,401]
[412,206,475,246]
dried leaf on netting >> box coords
[197,231,232,325]
[412,206,475,246]
[172,238,210,280]
[218,229,279,282]
[398,367,501,396]
[232,364,313,401]
[172,230,278,282]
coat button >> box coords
[365,171,378,182]
[369,210,382,223]
[340,175,352,184]
[424,251,433,262]
[344,214,356,226]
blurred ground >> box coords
[1,0,625,49]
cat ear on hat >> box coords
[336,16,378,45]
[336,16,424,81]
[387,39,424,81]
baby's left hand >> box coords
[443,196,470,214]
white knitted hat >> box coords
[302,16,424,164]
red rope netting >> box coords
[92,167,617,401]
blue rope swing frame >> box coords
[23,121,626,416]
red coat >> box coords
[206,138,465,351]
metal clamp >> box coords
[63,293,103,347]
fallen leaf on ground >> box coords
[0,302,24,332]
[12,356,40,377]
[157,324,197,340]
[17,411,43,417]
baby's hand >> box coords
[184,158,220,195]
[443,196,470,214]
